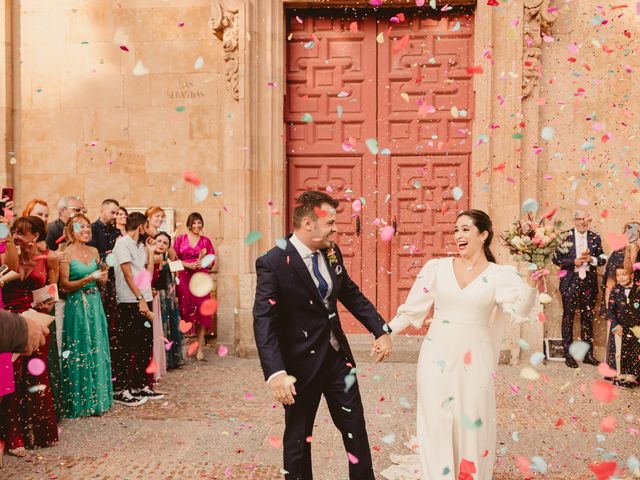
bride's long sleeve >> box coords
[388,258,439,335]
[495,265,539,322]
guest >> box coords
[88,199,121,262]
[45,196,85,252]
[87,199,122,400]
[44,195,84,415]
[145,206,166,237]
[59,215,113,417]
[145,208,173,379]
[112,213,163,405]
[0,216,59,457]
[174,212,216,361]
[116,207,128,237]
[608,268,639,388]
[21,199,50,225]
[552,210,604,368]
[153,232,183,369]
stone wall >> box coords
[4,0,241,346]
[538,0,640,357]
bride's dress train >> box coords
[383,257,538,480]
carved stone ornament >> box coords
[211,1,239,101]
[522,0,558,98]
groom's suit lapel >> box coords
[286,238,326,309]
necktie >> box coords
[577,234,587,279]
[311,252,329,300]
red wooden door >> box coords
[286,8,474,333]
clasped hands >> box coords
[573,249,592,268]
[370,333,392,363]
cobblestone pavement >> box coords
[2,345,639,480]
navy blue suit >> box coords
[253,236,387,479]
[553,229,605,357]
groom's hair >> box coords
[292,190,339,228]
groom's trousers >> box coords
[283,346,375,480]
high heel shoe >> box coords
[0,440,4,468]
[196,347,204,361]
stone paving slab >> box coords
[1,348,639,479]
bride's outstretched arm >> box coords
[496,265,538,322]
[388,259,439,335]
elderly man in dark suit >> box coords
[253,190,392,480]
[553,210,605,368]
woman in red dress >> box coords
[0,216,59,458]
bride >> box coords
[381,210,546,480]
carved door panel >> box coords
[376,10,474,331]
[286,8,474,334]
[286,11,378,332]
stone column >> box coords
[0,0,13,187]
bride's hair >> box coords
[457,209,497,263]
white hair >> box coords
[57,195,80,213]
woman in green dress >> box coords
[59,214,113,418]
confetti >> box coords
[189,272,214,297]
[187,341,199,357]
[347,452,359,464]
[245,231,263,245]
[194,56,204,70]
[381,433,396,444]
[529,352,545,366]
[589,461,617,480]
[268,436,282,448]
[183,171,201,186]
[200,298,218,316]
[132,60,149,76]
[27,358,46,376]
[521,198,539,213]
[600,416,616,432]
[119,45,129,52]
[179,320,193,333]
[218,344,229,357]
[530,456,547,474]
[134,270,152,291]
[592,380,619,403]
[463,350,472,365]
[380,226,395,242]
[520,367,540,381]
[452,186,464,201]
[201,253,216,268]
[365,138,379,154]
[605,231,628,251]
[568,340,590,361]
[105,253,116,267]
[301,113,313,123]
[344,373,356,392]
[145,358,158,374]
[392,35,409,53]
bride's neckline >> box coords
[450,257,493,291]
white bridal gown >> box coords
[383,257,538,480]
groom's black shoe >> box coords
[565,357,579,368]
[583,355,599,366]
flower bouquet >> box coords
[500,214,570,295]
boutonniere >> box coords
[326,242,338,266]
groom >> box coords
[253,190,392,479]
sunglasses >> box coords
[67,206,87,213]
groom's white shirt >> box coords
[266,233,339,385]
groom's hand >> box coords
[371,333,392,363]
[269,373,297,405]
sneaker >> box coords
[114,390,148,407]
[131,386,164,400]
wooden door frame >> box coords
[210,0,557,361]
